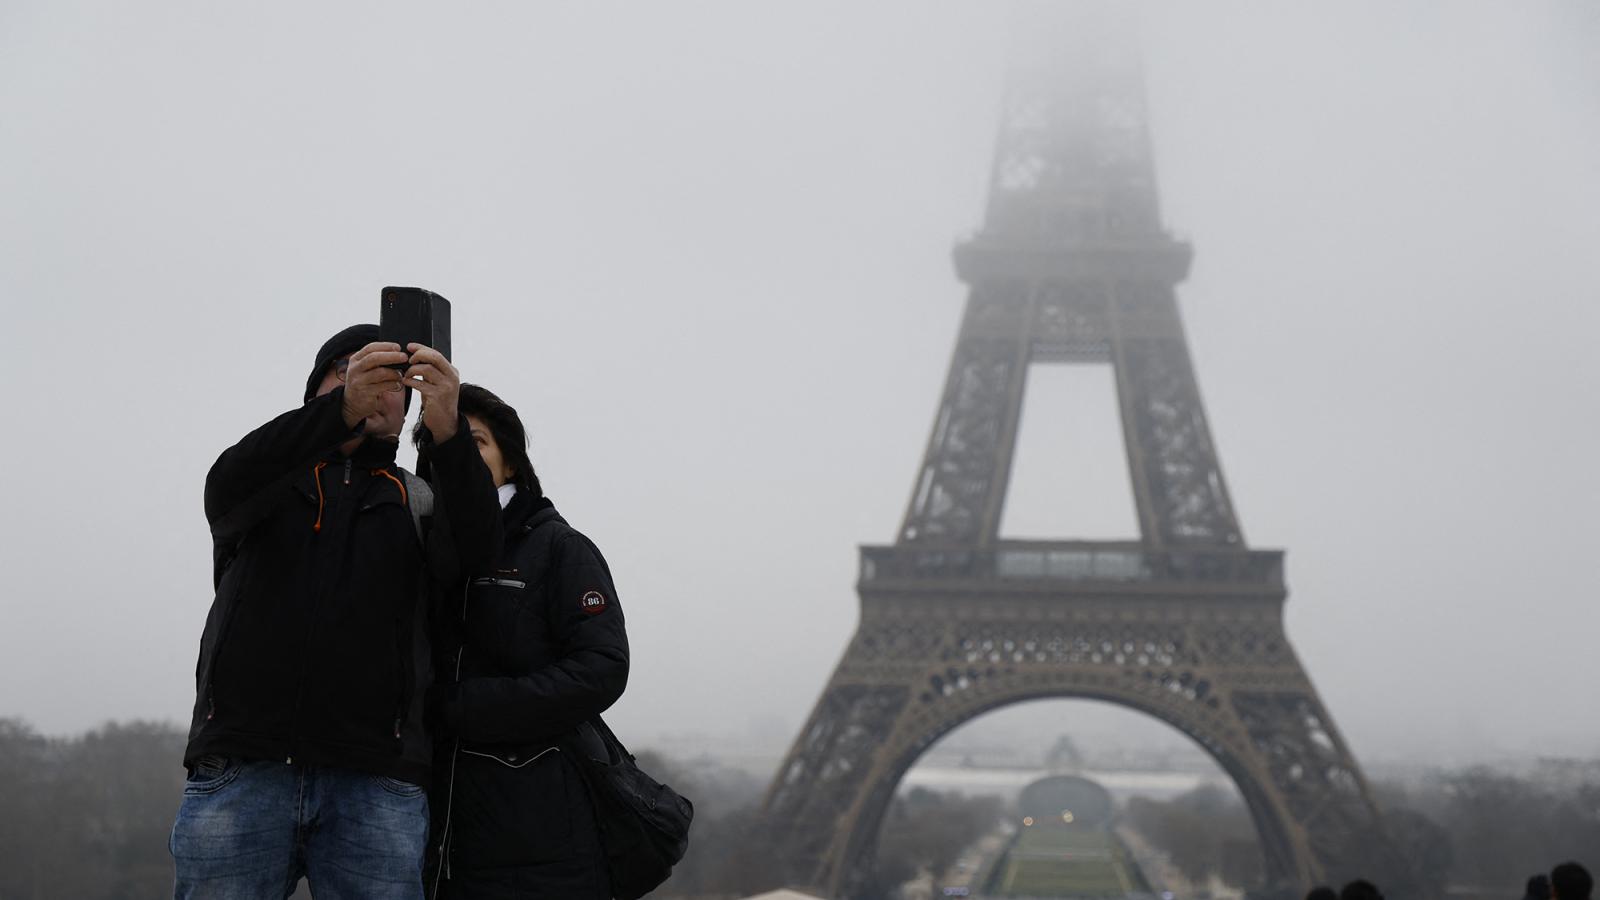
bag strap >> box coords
[401,469,434,542]
[589,715,635,763]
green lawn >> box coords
[985,825,1150,898]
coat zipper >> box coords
[287,461,350,764]
[430,580,472,896]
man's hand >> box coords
[340,342,407,429]
[404,343,461,442]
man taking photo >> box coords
[171,324,501,899]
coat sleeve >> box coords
[204,389,363,541]
[417,415,503,585]
[442,532,631,745]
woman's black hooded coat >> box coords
[429,491,629,899]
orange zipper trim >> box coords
[311,462,329,532]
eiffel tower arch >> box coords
[763,9,1409,898]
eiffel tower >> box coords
[763,9,1409,898]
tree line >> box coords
[1126,773,1599,899]
[1,717,1595,899]
[0,718,1002,900]
[0,719,184,900]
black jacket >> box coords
[184,388,501,787]
[431,493,629,898]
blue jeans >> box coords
[170,756,429,900]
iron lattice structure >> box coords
[763,11,1410,898]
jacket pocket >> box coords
[372,774,425,798]
[200,551,257,723]
[360,488,420,553]
[471,576,527,589]
[200,615,236,722]
[464,578,536,671]
[450,746,574,868]
[184,755,244,795]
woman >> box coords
[419,384,629,900]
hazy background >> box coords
[2,1,1596,771]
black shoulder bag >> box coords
[569,717,695,900]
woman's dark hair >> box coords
[1340,880,1384,900]
[412,383,542,497]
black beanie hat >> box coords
[304,324,379,403]
[304,323,418,412]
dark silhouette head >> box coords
[1527,874,1553,900]
[1341,880,1385,900]
[1307,886,1338,900]
[1552,863,1593,900]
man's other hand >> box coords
[404,344,461,442]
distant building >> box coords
[982,775,1152,898]
[1017,774,1115,828]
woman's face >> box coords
[465,414,516,488]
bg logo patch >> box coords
[580,590,608,616]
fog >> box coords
[2,1,1597,771]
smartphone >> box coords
[379,287,452,368]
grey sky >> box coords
[2,2,1596,769]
